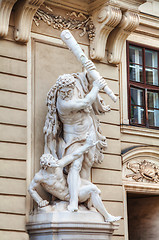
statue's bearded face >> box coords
[59,87,74,101]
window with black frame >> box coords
[127,42,159,128]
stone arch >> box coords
[122,146,159,192]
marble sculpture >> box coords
[29,30,121,223]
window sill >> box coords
[121,124,159,139]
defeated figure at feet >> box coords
[29,136,121,222]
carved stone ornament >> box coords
[90,4,122,60]
[0,0,17,37]
[33,6,96,41]
[14,0,45,42]
[126,160,159,183]
[107,11,140,64]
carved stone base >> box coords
[26,204,119,240]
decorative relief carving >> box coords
[33,6,96,40]
[107,11,140,64]
[14,0,45,42]
[0,0,17,37]
[90,5,122,60]
[126,160,159,183]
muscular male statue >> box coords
[44,62,110,211]
[28,137,121,222]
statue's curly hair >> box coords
[40,154,57,169]
[56,74,76,90]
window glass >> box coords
[131,88,144,106]
[128,43,159,128]
[129,46,142,64]
[131,106,145,125]
[130,88,145,125]
[129,64,143,82]
[148,110,159,127]
[145,49,158,68]
[146,68,158,86]
[147,91,159,109]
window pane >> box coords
[131,88,144,106]
[147,91,159,109]
[148,110,159,127]
[131,106,145,125]
[145,49,158,68]
[146,68,158,86]
[129,64,143,82]
[129,45,142,64]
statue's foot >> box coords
[67,203,78,212]
[105,214,121,223]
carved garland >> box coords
[126,160,159,183]
[33,8,96,41]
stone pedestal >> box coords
[26,204,119,240]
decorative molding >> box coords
[126,160,159,183]
[107,11,140,64]
[122,146,159,184]
[14,0,45,42]
[121,125,159,139]
[122,146,159,164]
[33,7,95,40]
[0,0,18,38]
[123,181,159,194]
[90,4,122,60]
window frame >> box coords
[127,41,159,129]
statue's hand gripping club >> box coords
[60,30,117,103]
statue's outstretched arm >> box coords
[28,172,49,208]
[58,136,97,168]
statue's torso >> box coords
[41,168,69,201]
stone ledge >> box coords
[121,124,159,139]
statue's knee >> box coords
[91,185,101,195]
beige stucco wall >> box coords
[0,24,28,239]
[0,2,159,240]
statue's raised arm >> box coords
[61,30,117,103]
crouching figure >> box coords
[28,136,121,222]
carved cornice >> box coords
[90,4,122,60]
[107,11,140,64]
[0,0,17,37]
[14,0,45,42]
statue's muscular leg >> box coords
[79,180,121,222]
[80,147,95,180]
[67,156,83,212]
